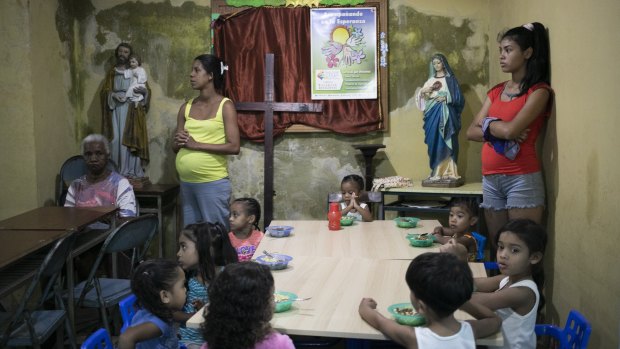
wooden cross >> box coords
[235,53,323,228]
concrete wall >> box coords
[0,0,618,346]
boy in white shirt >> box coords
[359,252,501,348]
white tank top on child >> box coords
[339,202,368,221]
[414,320,475,348]
[493,277,539,349]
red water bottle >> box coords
[328,202,341,231]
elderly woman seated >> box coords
[64,134,137,220]
[64,134,137,277]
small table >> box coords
[381,181,483,226]
[134,183,180,258]
[0,206,118,231]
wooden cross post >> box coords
[235,53,322,228]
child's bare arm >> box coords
[358,298,417,348]
[461,301,502,338]
[473,274,504,293]
[471,283,535,312]
[118,322,162,349]
[173,309,194,323]
[354,201,374,222]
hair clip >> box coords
[522,23,534,31]
[220,62,229,75]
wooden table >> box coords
[0,206,118,330]
[0,206,118,231]
[0,229,70,269]
[187,221,502,346]
[135,183,180,258]
[258,220,440,259]
[0,229,71,298]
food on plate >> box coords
[394,307,416,316]
[274,293,289,303]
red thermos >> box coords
[328,202,341,231]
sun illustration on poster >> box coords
[321,25,366,68]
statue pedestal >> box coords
[352,144,386,191]
[422,177,464,188]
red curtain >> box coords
[213,7,382,141]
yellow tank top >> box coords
[175,98,230,183]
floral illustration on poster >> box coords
[310,7,377,99]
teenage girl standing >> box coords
[466,22,553,250]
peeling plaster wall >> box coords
[0,0,490,223]
[51,0,489,224]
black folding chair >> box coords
[0,233,78,348]
[70,214,157,335]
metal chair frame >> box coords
[0,234,78,348]
[72,214,157,336]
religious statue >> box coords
[415,53,465,187]
[101,43,151,186]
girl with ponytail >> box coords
[466,22,553,255]
[471,219,547,349]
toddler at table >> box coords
[359,252,501,348]
[432,199,479,261]
[471,219,546,349]
[176,222,238,349]
[340,174,373,222]
[228,197,264,261]
[118,259,186,349]
[201,262,295,349]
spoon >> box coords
[263,250,283,261]
[291,297,312,302]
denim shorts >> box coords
[481,172,545,211]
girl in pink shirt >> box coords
[201,262,294,349]
[228,198,264,261]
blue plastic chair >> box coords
[535,309,591,349]
[484,261,499,270]
[81,328,113,349]
[471,231,486,261]
[119,294,138,333]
